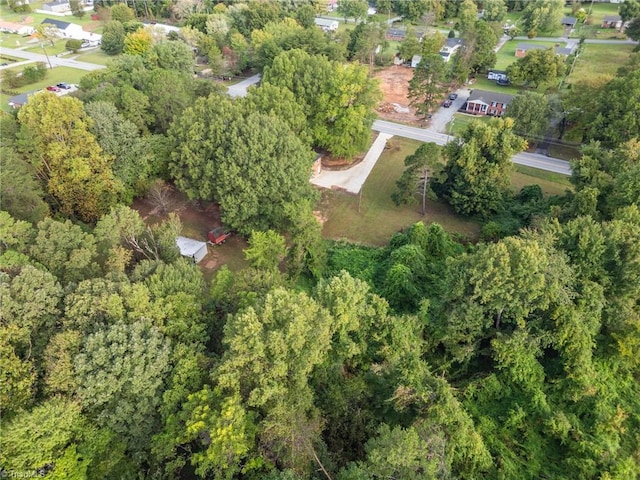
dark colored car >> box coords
[46,85,60,92]
[56,82,72,89]
[496,78,510,86]
[443,100,452,108]
[449,93,458,100]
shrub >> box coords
[65,39,83,53]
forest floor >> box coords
[132,186,248,276]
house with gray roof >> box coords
[465,90,514,116]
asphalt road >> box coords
[373,120,572,175]
[0,47,106,71]
[227,74,261,98]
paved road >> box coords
[227,74,261,98]
[0,47,106,71]
[373,120,571,175]
[511,36,638,45]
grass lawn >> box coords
[447,113,490,135]
[0,3,98,28]
[571,2,627,39]
[72,49,114,66]
[547,142,580,162]
[0,65,88,112]
[512,165,572,197]
[318,137,481,246]
[567,43,636,84]
[495,39,560,70]
[24,39,69,56]
[471,77,520,95]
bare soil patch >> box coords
[374,66,422,125]
[131,186,247,272]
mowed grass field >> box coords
[319,137,481,245]
[567,43,636,84]
[318,136,571,246]
[0,66,87,112]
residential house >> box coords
[561,16,578,28]
[314,18,339,32]
[326,0,338,12]
[385,28,426,41]
[42,0,71,13]
[601,15,623,28]
[515,43,574,59]
[465,90,514,116]
[439,38,463,62]
[0,21,35,35]
[40,18,100,41]
[8,91,38,109]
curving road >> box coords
[373,120,572,175]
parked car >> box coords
[496,78,510,86]
[46,85,61,92]
[56,82,72,89]
[449,93,458,100]
[443,100,452,108]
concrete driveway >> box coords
[428,87,471,133]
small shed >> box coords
[561,16,577,28]
[176,236,208,264]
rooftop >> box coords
[468,89,514,105]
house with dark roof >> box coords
[515,43,575,59]
[439,38,463,62]
[385,28,425,41]
[8,91,38,109]
[465,90,514,116]
[561,16,578,28]
[602,15,623,29]
[40,18,98,41]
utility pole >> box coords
[41,43,53,69]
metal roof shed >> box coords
[176,236,208,264]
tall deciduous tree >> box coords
[392,142,440,214]
[262,49,380,159]
[0,398,133,478]
[75,320,172,454]
[101,21,126,55]
[215,112,317,233]
[168,93,237,201]
[17,93,123,222]
[84,101,152,201]
[408,53,448,116]
[435,117,526,216]
[521,0,564,35]
[505,91,550,142]
[215,288,334,475]
[506,47,565,87]
[483,0,508,21]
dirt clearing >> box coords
[374,66,423,125]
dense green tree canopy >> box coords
[505,91,550,142]
[262,49,380,159]
[435,117,527,216]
